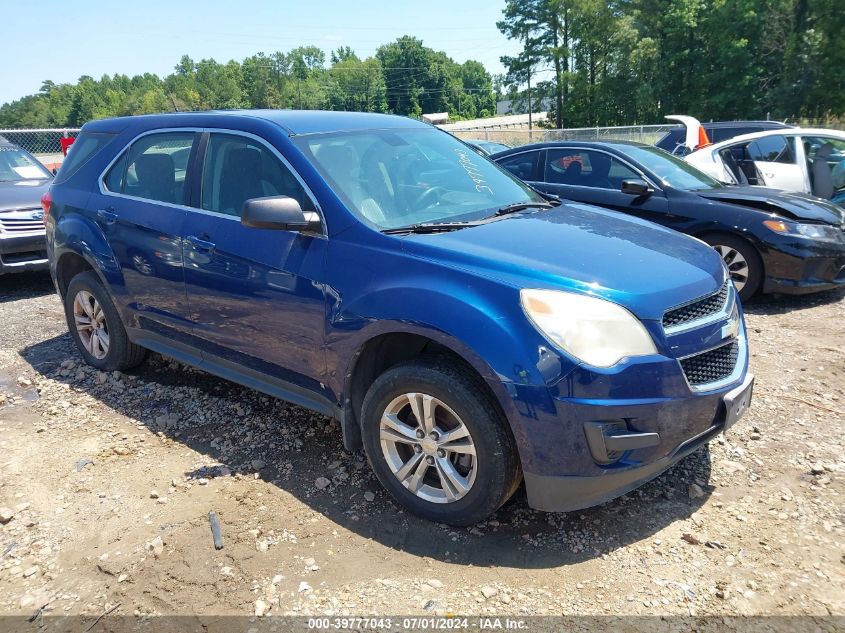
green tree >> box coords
[376,36,464,117]
[327,55,387,112]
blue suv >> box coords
[45,111,753,525]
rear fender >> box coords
[53,214,126,307]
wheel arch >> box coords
[53,214,126,301]
[339,328,516,456]
[693,229,766,268]
[694,230,767,298]
[55,251,96,298]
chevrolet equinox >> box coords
[45,111,753,525]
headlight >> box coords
[763,219,842,242]
[520,289,658,368]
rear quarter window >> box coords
[53,133,116,184]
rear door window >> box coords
[747,135,794,164]
[104,132,197,205]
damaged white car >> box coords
[667,115,845,206]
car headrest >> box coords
[222,147,262,176]
[316,144,358,178]
[816,143,834,160]
[134,153,176,202]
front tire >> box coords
[64,271,147,372]
[361,359,521,526]
[702,234,763,302]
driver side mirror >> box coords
[620,179,653,197]
[241,196,321,232]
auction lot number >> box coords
[308,618,471,630]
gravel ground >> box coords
[0,271,843,621]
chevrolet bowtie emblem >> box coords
[721,314,740,340]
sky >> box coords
[0,0,522,106]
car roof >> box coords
[696,120,792,129]
[492,140,649,157]
[82,109,431,136]
[699,127,845,151]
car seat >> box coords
[583,153,612,188]
[219,148,264,214]
[811,143,835,200]
[721,150,749,185]
[134,154,177,204]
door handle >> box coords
[187,235,216,252]
[96,209,117,224]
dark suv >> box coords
[46,111,752,525]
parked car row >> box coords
[491,140,845,301]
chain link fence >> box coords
[0,128,81,170]
[451,119,845,149]
[451,124,675,148]
[1,119,842,164]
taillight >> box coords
[41,190,52,226]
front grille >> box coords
[663,280,729,330]
[680,340,739,387]
[0,212,44,233]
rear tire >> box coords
[361,359,521,526]
[64,271,147,372]
[702,234,763,302]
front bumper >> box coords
[0,231,48,274]
[761,235,845,295]
[506,285,750,513]
[525,373,754,512]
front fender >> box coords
[325,272,573,461]
[330,279,567,390]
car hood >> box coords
[401,203,726,321]
[0,179,52,212]
[695,186,845,225]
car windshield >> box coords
[294,128,544,230]
[624,145,724,190]
[0,145,52,182]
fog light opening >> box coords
[584,420,661,465]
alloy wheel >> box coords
[73,290,110,360]
[713,244,749,292]
[379,392,477,504]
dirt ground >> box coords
[1,271,843,622]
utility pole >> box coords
[527,63,533,131]
[297,75,302,110]
[524,27,533,131]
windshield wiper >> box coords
[381,221,482,235]
[495,201,557,216]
